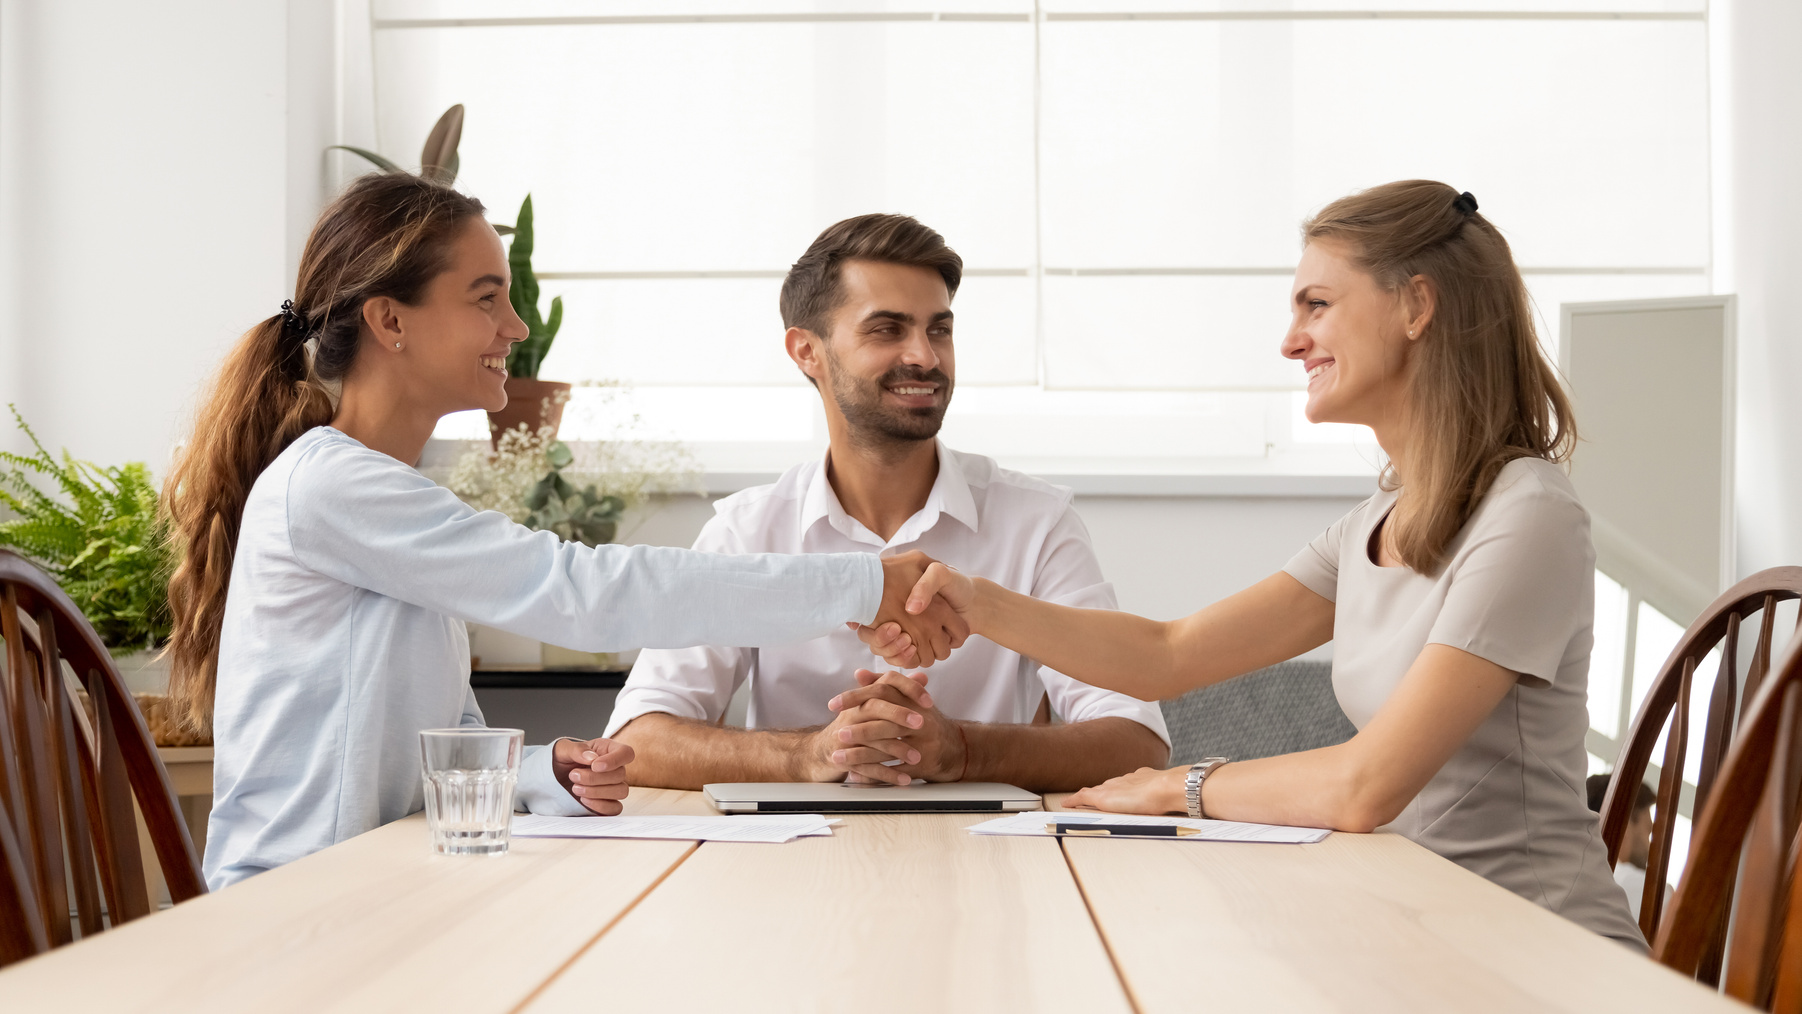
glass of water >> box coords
[420,727,524,856]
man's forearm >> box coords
[961,717,1169,793]
[611,712,820,790]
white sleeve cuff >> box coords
[514,740,591,816]
[854,552,884,625]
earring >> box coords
[394,342,402,349]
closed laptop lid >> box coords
[703,781,1042,813]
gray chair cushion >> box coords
[1159,660,1357,765]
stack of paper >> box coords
[511,813,840,844]
[967,811,1331,844]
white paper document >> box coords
[511,813,839,844]
[967,811,1331,844]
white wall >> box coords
[0,0,343,476]
[618,490,1363,661]
[1719,0,1802,576]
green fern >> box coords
[0,405,173,650]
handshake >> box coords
[860,550,978,670]
[551,551,982,813]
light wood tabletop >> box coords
[0,803,695,1013]
[1038,793,1745,1013]
[0,787,1751,1012]
[1064,830,1742,1013]
[523,809,1132,1013]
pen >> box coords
[1046,823,1201,837]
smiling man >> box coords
[604,214,1170,789]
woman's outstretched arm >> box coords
[286,437,966,662]
[1065,643,1518,831]
[867,567,1335,702]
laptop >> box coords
[704,781,1042,814]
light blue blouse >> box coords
[205,426,880,889]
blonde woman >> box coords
[866,181,1644,947]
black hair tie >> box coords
[279,298,310,342]
[1452,191,1479,216]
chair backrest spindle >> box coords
[37,605,104,940]
[1747,594,1781,717]
[0,549,204,965]
[1642,655,1695,938]
[1696,613,1743,813]
[11,633,73,947]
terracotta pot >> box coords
[486,378,572,448]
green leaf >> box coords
[545,441,574,470]
[420,104,465,182]
[525,474,556,512]
[328,145,403,173]
[510,194,535,261]
[422,150,459,184]
[541,294,563,358]
[0,405,174,647]
[503,193,563,380]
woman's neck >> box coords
[331,377,439,466]
[1368,390,1414,484]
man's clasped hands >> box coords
[550,550,977,811]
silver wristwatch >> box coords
[1184,757,1229,819]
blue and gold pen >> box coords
[1046,823,1201,837]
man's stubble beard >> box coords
[823,344,953,449]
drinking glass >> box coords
[420,727,524,856]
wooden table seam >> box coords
[504,839,702,1014]
[1060,837,1149,1014]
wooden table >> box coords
[0,790,1747,1012]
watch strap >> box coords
[1184,757,1229,819]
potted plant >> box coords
[0,405,173,654]
[0,407,202,744]
[484,194,568,447]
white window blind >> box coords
[373,0,1710,475]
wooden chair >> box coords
[0,549,203,967]
[1656,631,1802,1009]
[1600,567,1802,984]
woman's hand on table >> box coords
[553,737,635,815]
[1063,765,1189,816]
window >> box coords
[372,1,1711,474]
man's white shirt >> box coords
[606,443,1170,746]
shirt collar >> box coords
[798,440,980,549]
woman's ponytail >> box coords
[162,317,334,732]
[161,173,486,733]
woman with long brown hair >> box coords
[866,180,1644,946]
[164,173,960,889]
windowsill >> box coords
[696,470,1376,498]
[420,437,1376,499]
